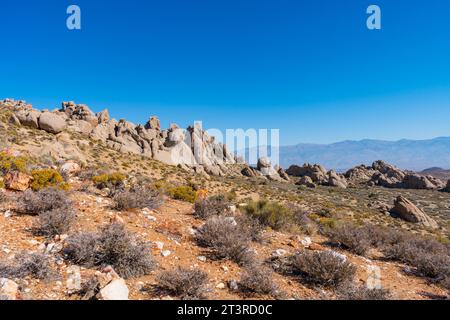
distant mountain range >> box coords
[245,137,450,171]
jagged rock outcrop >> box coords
[390,196,438,229]
[3,99,250,178]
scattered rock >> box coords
[0,278,19,300]
[4,171,31,191]
[98,279,129,300]
[66,265,82,293]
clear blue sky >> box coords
[1,0,450,145]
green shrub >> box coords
[31,169,69,191]
[168,185,197,203]
[242,200,294,231]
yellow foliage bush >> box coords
[31,169,69,191]
[0,152,30,174]
[92,172,126,189]
[168,185,198,203]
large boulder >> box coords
[401,174,440,190]
[4,171,31,191]
[442,180,450,193]
[38,112,66,134]
[15,109,41,129]
[296,176,316,188]
[257,157,283,181]
[390,196,438,229]
[328,170,348,189]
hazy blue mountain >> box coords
[245,137,450,171]
[278,137,450,171]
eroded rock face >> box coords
[390,196,438,229]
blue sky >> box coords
[1,0,450,145]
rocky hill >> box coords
[0,98,449,301]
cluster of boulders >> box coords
[4,99,287,180]
[346,160,446,190]
[240,156,289,182]
[286,163,348,188]
[288,160,450,191]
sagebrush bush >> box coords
[238,265,279,297]
[155,267,209,300]
[243,200,294,231]
[31,169,69,191]
[291,251,356,288]
[32,207,76,237]
[0,252,53,280]
[327,223,372,256]
[196,216,253,265]
[113,187,163,210]
[167,185,198,203]
[64,232,99,266]
[337,283,391,300]
[235,214,265,243]
[64,223,155,278]
[92,172,126,190]
[18,188,72,215]
[194,195,231,219]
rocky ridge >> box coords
[4,99,288,182]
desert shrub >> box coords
[113,187,163,210]
[32,206,76,237]
[290,251,356,288]
[64,232,99,266]
[360,225,409,248]
[194,194,231,219]
[155,267,209,300]
[0,252,53,280]
[0,152,30,174]
[243,200,294,231]
[64,223,155,278]
[31,169,69,191]
[235,214,265,243]
[18,188,72,215]
[92,172,126,190]
[327,224,371,256]
[195,216,253,265]
[167,185,197,203]
[0,180,5,190]
[337,283,391,300]
[238,264,279,297]
[294,211,318,235]
[383,237,448,264]
[411,252,450,279]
